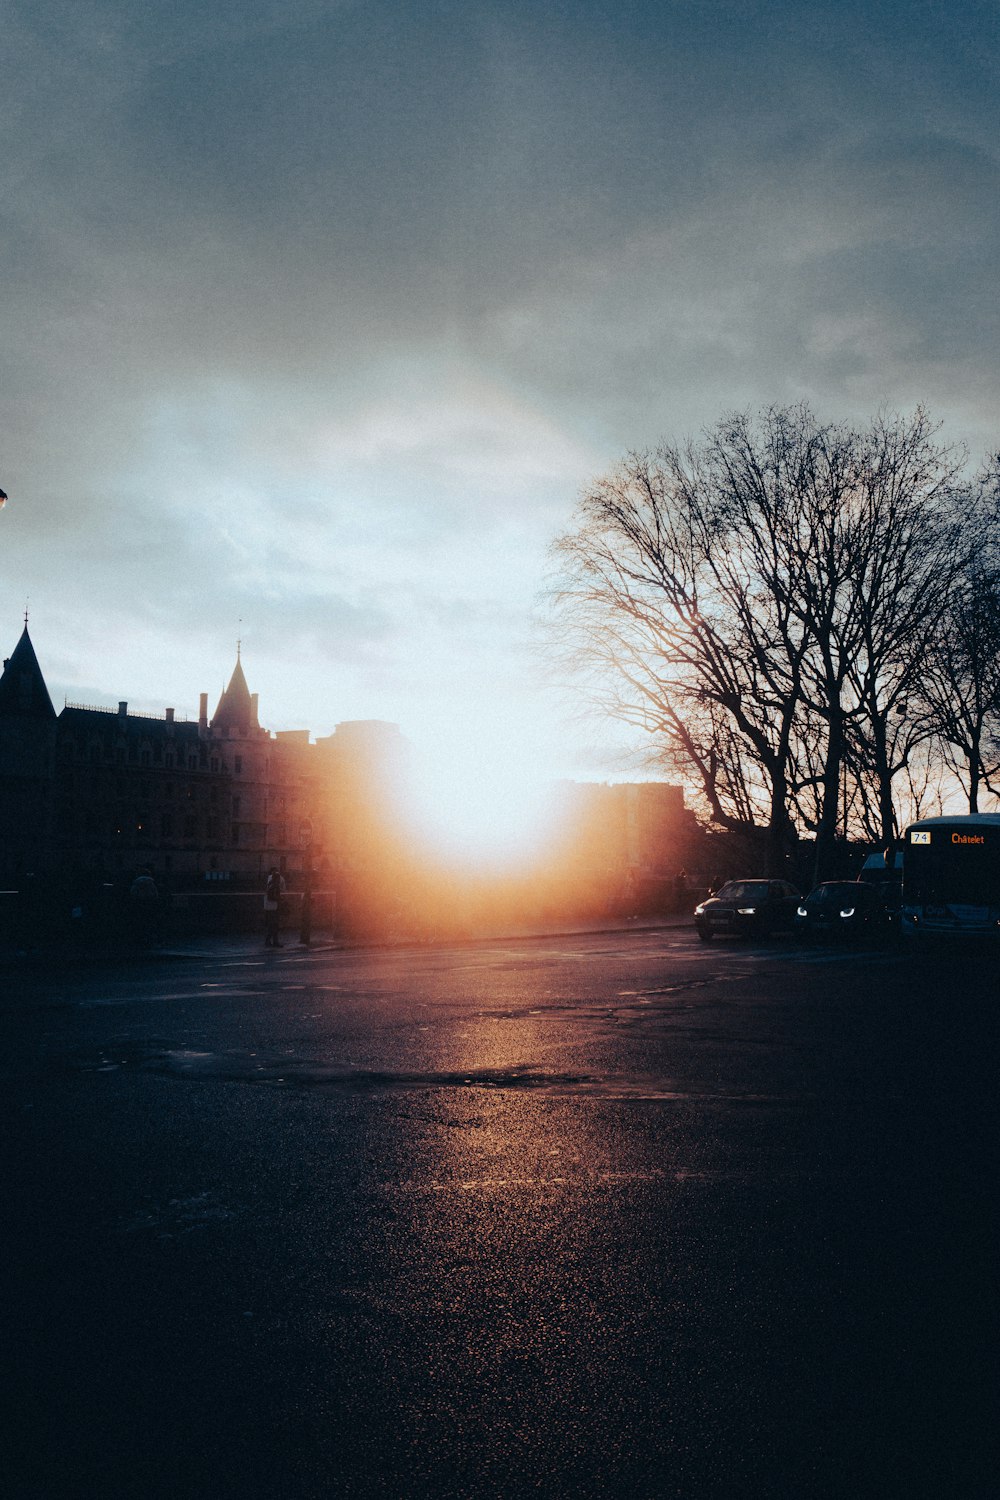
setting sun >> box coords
[404,736,562,870]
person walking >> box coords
[264,866,285,947]
[672,868,689,914]
[128,866,160,946]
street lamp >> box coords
[298,817,313,945]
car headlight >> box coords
[737,906,757,915]
[694,903,706,916]
[796,906,808,917]
[839,907,856,918]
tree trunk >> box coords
[813,707,844,886]
[766,770,791,877]
[968,733,981,814]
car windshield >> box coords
[715,881,770,901]
[807,883,863,904]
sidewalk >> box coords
[160,913,692,960]
[1,914,693,968]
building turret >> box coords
[0,622,57,879]
[210,651,260,736]
[0,624,56,719]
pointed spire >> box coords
[211,651,259,733]
[0,622,56,719]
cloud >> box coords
[1,1,998,778]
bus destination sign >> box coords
[910,828,989,846]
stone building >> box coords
[0,621,698,929]
[543,779,701,913]
[0,626,341,891]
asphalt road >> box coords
[2,928,997,1499]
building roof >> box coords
[0,625,56,719]
[59,704,200,739]
[211,653,259,734]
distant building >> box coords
[0,624,396,891]
[0,623,697,925]
[545,779,699,910]
[551,779,695,869]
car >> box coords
[693,879,801,942]
[794,880,898,942]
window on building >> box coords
[234,755,243,774]
[232,796,241,817]
[161,813,173,838]
[183,815,196,839]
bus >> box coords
[901,814,1000,939]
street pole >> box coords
[299,817,313,945]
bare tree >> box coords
[705,409,866,881]
[841,411,971,851]
[550,404,981,878]
[551,439,809,873]
[922,556,1000,812]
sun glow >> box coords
[405,736,561,871]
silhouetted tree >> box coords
[551,417,814,874]
[703,407,863,881]
[550,405,980,878]
[833,410,971,852]
[923,554,1000,813]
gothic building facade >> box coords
[0,623,402,893]
[0,622,698,931]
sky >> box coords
[2,0,999,804]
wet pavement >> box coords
[1,928,997,1498]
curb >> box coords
[0,917,695,970]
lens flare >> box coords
[405,739,559,870]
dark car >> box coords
[693,879,801,942]
[795,880,897,942]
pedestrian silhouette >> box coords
[128,867,159,946]
[264,866,285,947]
